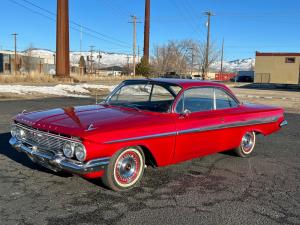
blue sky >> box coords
[1,0,300,60]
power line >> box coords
[21,0,130,46]
[170,0,203,37]
[102,0,130,19]
[11,0,131,49]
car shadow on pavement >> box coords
[0,132,71,177]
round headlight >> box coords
[74,144,86,162]
[16,128,26,140]
[11,125,17,138]
[63,142,75,158]
[19,129,26,140]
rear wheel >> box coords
[102,147,145,191]
[234,131,256,157]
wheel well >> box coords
[253,130,263,136]
[138,145,157,167]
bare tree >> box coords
[151,39,220,77]
[23,44,35,73]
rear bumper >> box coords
[9,137,110,175]
[280,120,288,127]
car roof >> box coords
[124,78,228,89]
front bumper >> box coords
[9,137,110,174]
[280,120,288,127]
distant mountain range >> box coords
[211,58,255,72]
[1,48,255,72]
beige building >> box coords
[255,52,300,84]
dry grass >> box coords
[0,74,55,83]
[0,73,144,84]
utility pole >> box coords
[80,25,83,56]
[97,50,102,74]
[129,15,140,77]
[190,48,194,76]
[56,0,70,78]
[204,11,214,80]
[143,0,150,64]
[89,45,95,74]
[12,33,18,75]
[39,57,42,74]
[138,45,140,63]
[126,54,130,75]
[220,38,224,75]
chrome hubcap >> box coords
[115,151,141,185]
[242,132,255,153]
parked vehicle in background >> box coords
[230,75,254,82]
[161,72,192,79]
[9,79,286,191]
[215,73,236,82]
[191,74,203,80]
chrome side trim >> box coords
[105,116,279,144]
[105,131,177,144]
[9,137,110,174]
[178,116,279,135]
[280,120,288,127]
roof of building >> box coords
[256,52,300,57]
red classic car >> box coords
[9,79,287,191]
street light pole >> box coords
[12,33,18,75]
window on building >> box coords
[285,57,296,63]
[4,63,10,71]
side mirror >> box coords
[180,109,191,118]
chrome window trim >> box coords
[173,86,240,114]
[104,80,183,113]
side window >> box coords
[110,84,151,102]
[151,85,174,101]
[215,89,238,109]
[182,88,214,113]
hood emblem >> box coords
[87,123,96,131]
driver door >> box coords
[173,87,224,163]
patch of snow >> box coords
[0,84,115,98]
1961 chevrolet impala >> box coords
[9,79,287,191]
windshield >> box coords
[105,81,182,113]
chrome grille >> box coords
[14,124,72,154]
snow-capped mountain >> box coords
[28,49,133,67]
[0,49,133,67]
[211,58,255,72]
[1,48,255,72]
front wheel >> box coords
[102,147,145,191]
[234,131,256,157]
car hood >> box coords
[14,104,165,137]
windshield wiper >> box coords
[125,104,142,112]
[115,103,141,112]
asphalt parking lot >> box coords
[0,95,299,225]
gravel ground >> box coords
[0,88,299,225]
